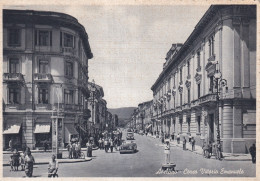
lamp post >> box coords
[213,62,228,159]
[91,79,95,137]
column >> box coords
[201,107,207,141]
[221,101,233,153]
[23,112,34,149]
[182,113,187,134]
[175,116,179,135]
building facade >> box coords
[87,82,107,136]
[151,5,256,153]
[3,9,93,150]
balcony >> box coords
[3,73,24,84]
[60,47,76,56]
[175,106,182,113]
[191,99,200,108]
[35,103,52,110]
[78,79,90,97]
[53,103,83,112]
[34,73,53,83]
[208,54,215,62]
[199,93,217,106]
[5,104,26,110]
[182,103,191,111]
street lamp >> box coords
[91,79,95,137]
[213,62,228,159]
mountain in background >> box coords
[108,107,136,120]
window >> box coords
[180,93,182,106]
[35,30,52,46]
[63,33,75,48]
[197,52,201,68]
[65,61,73,77]
[9,58,19,73]
[209,36,214,57]
[9,88,20,104]
[187,61,190,76]
[38,88,49,104]
[198,83,201,98]
[8,28,21,46]
[38,59,49,74]
[188,89,190,103]
[209,76,214,93]
[64,90,74,104]
[180,67,182,82]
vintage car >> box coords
[138,130,144,135]
[126,132,134,140]
[119,140,137,154]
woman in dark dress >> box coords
[12,149,20,171]
[24,151,35,177]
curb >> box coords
[3,158,92,167]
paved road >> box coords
[3,131,256,177]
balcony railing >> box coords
[199,93,217,105]
[182,103,191,110]
[3,73,24,83]
[35,103,52,110]
[53,103,83,112]
[34,73,53,83]
[60,47,76,56]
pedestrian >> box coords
[104,139,108,153]
[189,135,192,143]
[66,142,72,159]
[86,141,92,157]
[249,144,256,163]
[216,142,222,160]
[24,151,35,177]
[191,137,195,151]
[171,132,174,141]
[72,142,76,159]
[20,150,25,171]
[183,137,187,150]
[9,139,13,152]
[109,138,114,152]
[11,149,20,171]
[98,138,102,149]
[48,154,59,177]
[101,138,105,150]
[164,141,170,164]
[177,134,180,144]
[44,140,48,152]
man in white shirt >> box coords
[48,155,59,177]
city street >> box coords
[4,130,255,177]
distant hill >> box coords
[108,107,136,120]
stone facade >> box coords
[2,9,93,150]
[150,5,256,153]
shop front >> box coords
[64,124,79,147]
[34,123,52,149]
[3,120,22,151]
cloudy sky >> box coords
[5,4,209,108]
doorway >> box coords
[209,114,214,143]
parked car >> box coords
[138,130,144,135]
[126,132,134,140]
[120,140,137,154]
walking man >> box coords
[191,137,196,151]
[249,144,256,163]
[183,137,187,150]
[177,134,180,144]
[109,138,114,152]
[164,141,170,164]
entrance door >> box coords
[209,114,214,143]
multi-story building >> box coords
[135,101,153,132]
[151,5,256,153]
[87,82,107,136]
[2,9,93,150]
[106,111,113,131]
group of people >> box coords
[9,147,35,177]
[66,141,82,159]
[103,137,121,153]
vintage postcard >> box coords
[0,0,258,180]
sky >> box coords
[5,5,210,108]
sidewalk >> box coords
[3,150,92,167]
[147,134,251,161]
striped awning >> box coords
[34,124,51,133]
[3,123,21,134]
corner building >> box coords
[3,10,93,150]
[151,5,256,153]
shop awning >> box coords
[65,124,79,143]
[34,124,51,133]
[3,123,21,134]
